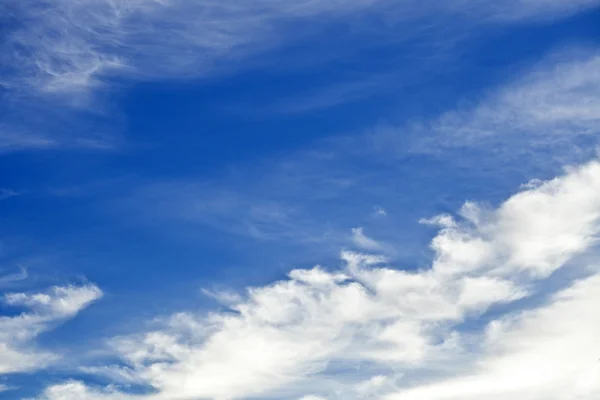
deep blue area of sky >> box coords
[0,9,599,396]
[2,8,599,277]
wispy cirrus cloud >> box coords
[2,0,386,99]
[0,188,21,200]
[0,127,56,152]
[481,0,600,22]
[400,49,600,155]
[4,0,597,98]
[0,265,28,286]
[116,48,600,259]
[120,180,350,246]
[351,227,382,251]
[34,158,600,400]
[1,0,598,151]
[2,0,388,151]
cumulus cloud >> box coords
[0,284,102,374]
[426,161,600,278]
[35,159,600,399]
[34,380,130,400]
[385,274,600,400]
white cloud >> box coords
[4,0,598,100]
[2,0,379,98]
[0,284,102,374]
[486,0,600,21]
[34,380,130,400]
[0,127,57,152]
[36,158,600,399]
[409,50,600,153]
[351,227,382,250]
[0,265,28,285]
[121,183,345,245]
[385,274,600,400]
[201,287,244,307]
[1,1,597,152]
[115,48,600,263]
[298,396,328,400]
[429,161,600,278]
[0,111,117,152]
[374,206,388,217]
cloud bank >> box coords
[31,159,600,399]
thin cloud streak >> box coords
[4,0,597,97]
[2,1,599,151]
[0,265,28,285]
[117,48,600,256]
[351,227,382,251]
[403,49,600,154]
[0,189,21,200]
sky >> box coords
[1,0,600,399]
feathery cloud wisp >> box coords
[351,227,382,251]
[2,1,598,152]
[406,50,600,154]
[4,0,598,101]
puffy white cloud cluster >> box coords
[34,159,600,399]
[0,284,102,374]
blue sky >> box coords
[1,1,600,399]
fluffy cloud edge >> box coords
[30,158,600,399]
[0,284,103,374]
